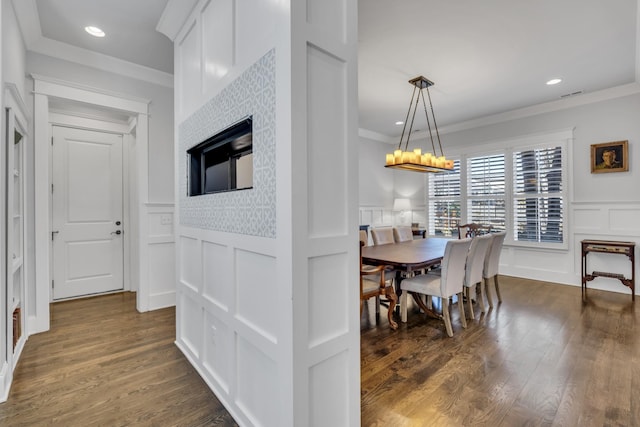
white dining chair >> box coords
[463,233,493,319]
[371,227,395,245]
[399,238,472,337]
[393,226,413,243]
[483,231,506,307]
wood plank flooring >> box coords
[1,277,637,426]
[361,275,640,426]
[0,292,238,426]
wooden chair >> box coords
[399,238,472,337]
[360,242,398,330]
[462,234,494,319]
[457,223,492,239]
[371,227,395,245]
[393,226,413,243]
[483,231,506,307]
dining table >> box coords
[361,237,449,274]
[361,237,451,323]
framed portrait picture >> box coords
[591,140,628,174]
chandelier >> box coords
[385,76,453,172]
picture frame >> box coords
[591,140,628,174]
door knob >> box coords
[115,221,121,226]
[111,230,122,235]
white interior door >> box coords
[52,126,124,300]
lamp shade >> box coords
[393,198,411,211]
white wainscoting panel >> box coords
[308,253,348,348]
[609,208,640,232]
[203,310,232,394]
[359,206,427,229]
[176,225,279,427]
[309,351,349,427]
[202,241,231,311]
[235,249,278,343]
[179,291,203,358]
[179,235,201,293]
[236,335,279,426]
[142,204,176,310]
[307,45,347,237]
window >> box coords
[428,160,460,237]
[426,131,569,249]
[188,117,253,196]
[513,145,563,243]
[467,154,506,232]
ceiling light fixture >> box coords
[385,76,453,173]
[85,26,105,37]
[395,121,404,125]
[546,78,562,85]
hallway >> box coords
[0,293,237,426]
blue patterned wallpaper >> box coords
[179,49,276,238]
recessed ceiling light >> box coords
[395,121,404,125]
[85,26,105,37]
[546,78,562,85]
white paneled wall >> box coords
[359,206,427,228]
[173,1,359,425]
[176,227,280,426]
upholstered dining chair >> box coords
[371,227,395,245]
[360,242,398,330]
[393,226,414,243]
[462,233,494,320]
[359,229,369,247]
[457,223,492,239]
[483,231,506,307]
[399,238,472,337]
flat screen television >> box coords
[188,117,253,196]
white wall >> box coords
[358,134,427,227]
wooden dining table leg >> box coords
[384,287,398,330]
[411,293,442,320]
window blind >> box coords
[428,160,460,237]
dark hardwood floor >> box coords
[361,275,640,426]
[0,292,238,426]
[2,277,637,426]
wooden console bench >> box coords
[581,239,636,300]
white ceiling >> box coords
[16,0,640,138]
[35,0,173,73]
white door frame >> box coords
[32,74,150,334]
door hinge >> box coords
[52,280,54,288]
[51,136,54,146]
[51,183,54,194]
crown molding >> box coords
[156,0,199,42]
[438,82,640,135]
[31,38,174,88]
[361,82,640,142]
[358,128,394,143]
[13,0,173,88]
